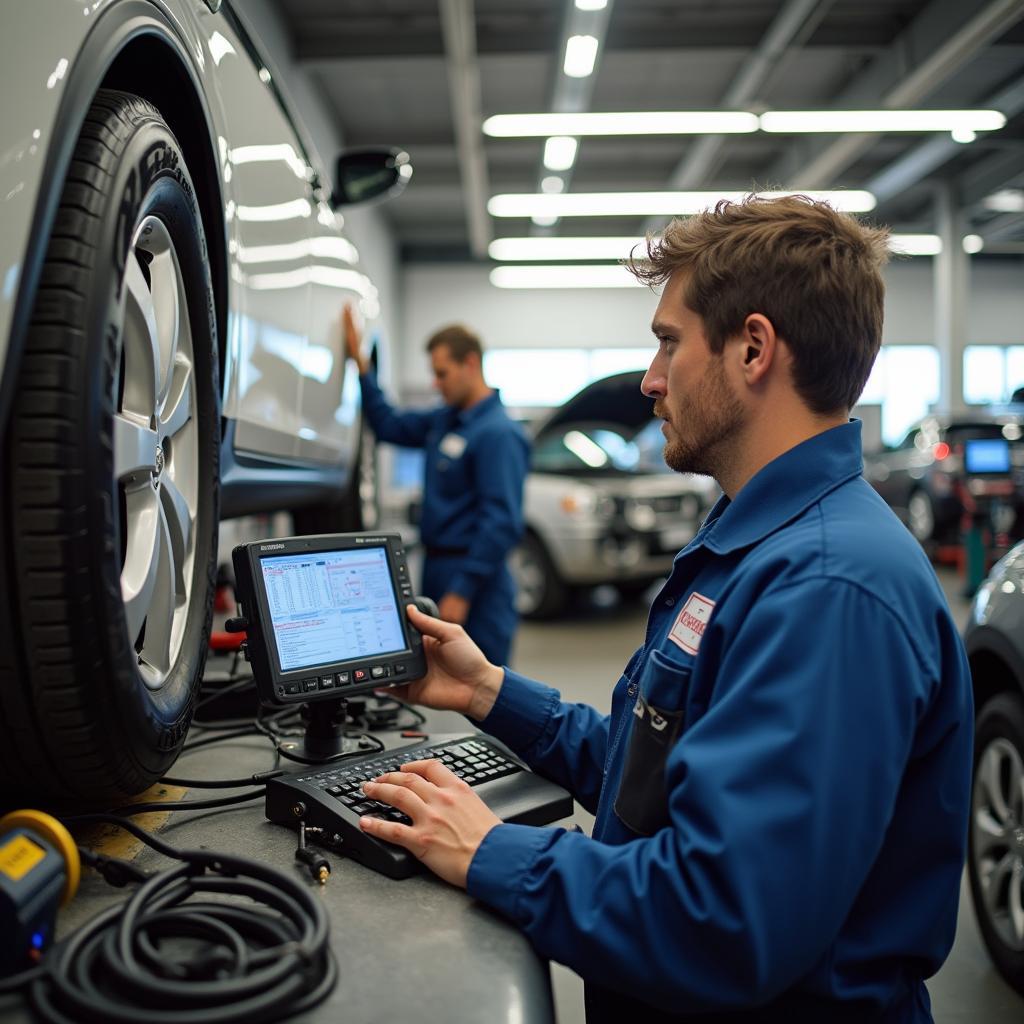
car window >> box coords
[532,425,640,472]
[945,423,1020,443]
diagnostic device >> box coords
[963,437,1012,476]
[232,533,428,708]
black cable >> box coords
[159,770,286,790]
[5,815,336,1023]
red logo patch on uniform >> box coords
[668,592,715,654]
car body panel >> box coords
[523,371,717,591]
[0,0,373,511]
[965,542,1024,693]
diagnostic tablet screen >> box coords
[964,437,1011,474]
[260,546,406,672]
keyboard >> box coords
[265,735,574,879]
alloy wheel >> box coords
[115,215,199,690]
[971,736,1024,952]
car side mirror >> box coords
[331,148,412,207]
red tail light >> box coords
[933,442,951,460]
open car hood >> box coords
[534,371,654,439]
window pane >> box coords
[963,346,1006,404]
[484,349,590,406]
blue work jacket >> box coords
[359,372,529,600]
[468,421,973,1022]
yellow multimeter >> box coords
[0,810,80,976]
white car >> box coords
[0,0,406,801]
[511,372,718,618]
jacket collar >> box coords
[453,389,502,426]
[698,420,864,556]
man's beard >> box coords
[655,357,744,478]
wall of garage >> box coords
[233,0,404,391]
[399,258,1024,389]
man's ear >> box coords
[738,313,778,385]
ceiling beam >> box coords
[866,74,1024,204]
[655,0,834,207]
[439,0,491,258]
[768,0,1024,188]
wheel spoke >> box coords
[148,246,181,407]
[140,502,177,677]
[161,359,194,441]
[973,807,1008,860]
[980,745,1013,824]
[1011,864,1024,944]
[985,852,1017,915]
[121,487,160,646]
[121,252,160,418]
[159,474,193,591]
[113,413,158,483]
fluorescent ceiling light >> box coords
[950,127,976,144]
[575,0,608,9]
[483,111,759,137]
[490,265,646,289]
[490,236,645,261]
[760,109,1006,133]
[491,233,941,262]
[983,189,1024,213]
[531,214,560,227]
[543,136,578,171]
[888,234,942,256]
[962,234,984,254]
[487,190,877,218]
[541,175,565,194]
[564,35,599,78]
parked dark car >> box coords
[863,415,1024,544]
[963,543,1024,995]
[510,371,718,618]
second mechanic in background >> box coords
[343,305,529,667]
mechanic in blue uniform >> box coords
[357,197,974,1022]
[343,307,529,666]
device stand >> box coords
[277,698,361,764]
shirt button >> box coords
[665,597,675,607]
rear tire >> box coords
[967,692,1024,995]
[0,90,219,804]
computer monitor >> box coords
[963,437,1011,475]
[232,533,427,706]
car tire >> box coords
[907,488,936,544]
[510,532,566,619]
[967,691,1024,995]
[0,90,220,804]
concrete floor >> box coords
[507,568,1024,1024]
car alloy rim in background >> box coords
[511,544,547,616]
[116,215,199,691]
[907,490,935,542]
[971,736,1024,952]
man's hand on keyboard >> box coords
[359,759,501,887]
[391,605,504,722]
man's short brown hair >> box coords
[425,324,483,362]
[628,194,891,414]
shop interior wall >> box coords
[400,259,1024,397]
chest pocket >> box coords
[614,649,691,837]
[435,437,470,498]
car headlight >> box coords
[558,486,598,518]
[624,499,658,531]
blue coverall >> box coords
[466,422,973,1023]
[359,371,529,666]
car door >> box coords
[205,7,314,462]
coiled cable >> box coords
[2,815,337,1024]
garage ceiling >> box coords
[274,0,1024,261]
